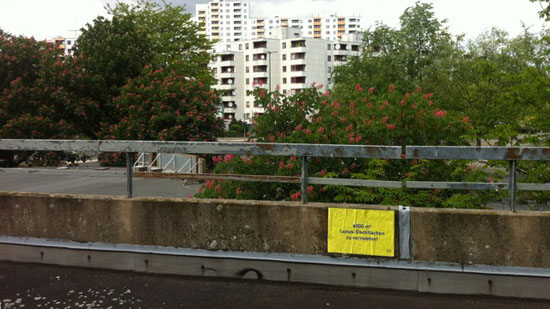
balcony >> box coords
[223,113,236,121]
[220,66,235,77]
[253,77,268,86]
[253,41,267,49]
[220,54,235,65]
[334,55,348,62]
[219,84,236,91]
[253,65,268,73]
[291,40,306,48]
[224,101,237,111]
[252,53,268,64]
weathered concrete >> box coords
[1,192,549,268]
[410,208,550,268]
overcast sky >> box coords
[0,0,546,40]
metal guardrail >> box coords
[2,139,550,211]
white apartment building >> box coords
[195,0,252,42]
[210,28,362,123]
[251,14,361,42]
[193,0,362,43]
[46,36,77,56]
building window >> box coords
[327,56,331,62]
[246,102,250,108]
[246,67,250,73]
[282,54,287,60]
[246,55,249,61]
[239,44,242,50]
[327,44,331,50]
[283,66,287,72]
[282,42,286,49]
[246,78,250,85]
[245,43,249,49]
[283,78,287,84]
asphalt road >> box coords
[0,262,548,309]
[0,171,200,198]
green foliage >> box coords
[531,0,550,21]
[98,67,223,165]
[73,0,214,125]
[0,30,99,166]
[332,2,458,95]
[224,119,249,137]
[197,84,501,208]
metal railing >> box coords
[2,139,550,211]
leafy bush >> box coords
[98,67,224,165]
[197,84,502,208]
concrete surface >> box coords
[0,172,200,198]
[1,262,548,309]
[1,192,550,268]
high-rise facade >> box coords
[210,28,362,123]
[193,0,362,43]
[195,0,252,43]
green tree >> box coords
[98,67,223,165]
[332,2,459,95]
[73,0,214,124]
[436,28,550,146]
[531,0,550,21]
[0,30,99,166]
[197,85,500,208]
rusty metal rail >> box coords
[2,139,550,211]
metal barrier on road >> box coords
[2,139,550,211]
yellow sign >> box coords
[328,208,395,257]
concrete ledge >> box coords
[1,240,549,300]
[0,192,549,269]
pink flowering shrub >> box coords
[98,67,224,165]
[196,84,501,208]
[0,31,100,166]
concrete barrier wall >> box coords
[1,192,549,268]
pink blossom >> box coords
[295,124,303,131]
[425,93,433,99]
[355,83,363,92]
[368,87,374,94]
[224,154,234,164]
[317,127,325,134]
[206,180,213,189]
[388,84,395,92]
[279,161,285,169]
[215,184,221,193]
[386,124,396,130]
[291,192,302,201]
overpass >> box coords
[1,139,549,301]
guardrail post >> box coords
[126,152,135,198]
[301,157,308,204]
[509,160,517,212]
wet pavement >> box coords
[1,262,549,309]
